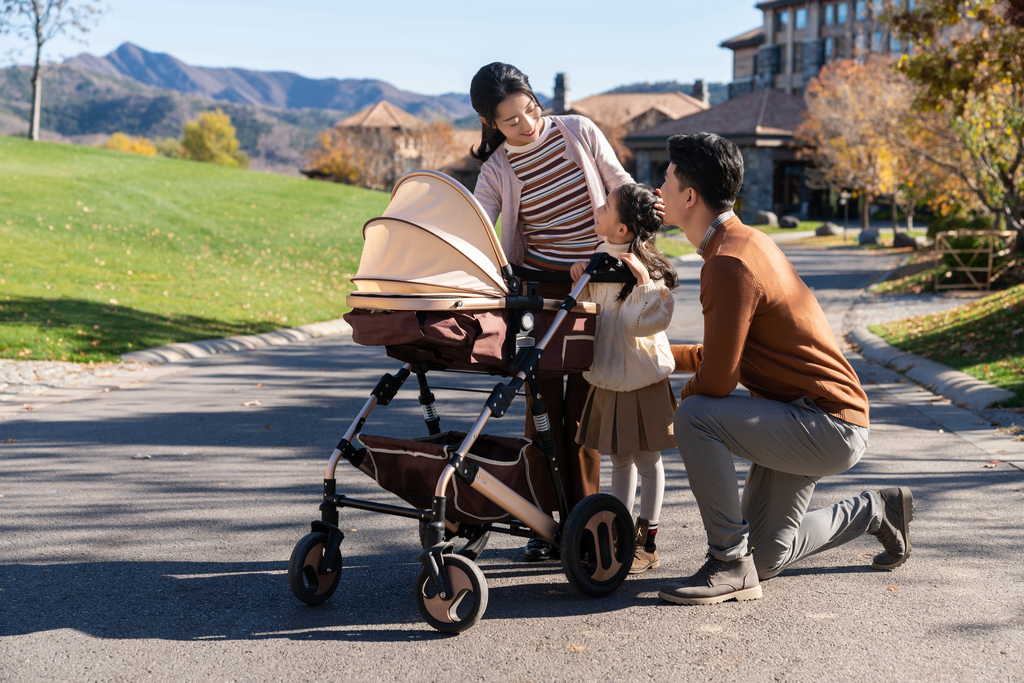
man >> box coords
[657,132,913,606]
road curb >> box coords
[847,326,1015,411]
[120,318,352,365]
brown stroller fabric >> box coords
[356,431,557,523]
[344,308,596,376]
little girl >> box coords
[570,183,678,574]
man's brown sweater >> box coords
[673,217,869,428]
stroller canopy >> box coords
[352,171,509,298]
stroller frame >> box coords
[288,253,636,633]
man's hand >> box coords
[619,253,650,285]
[654,188,666,221]
[570,260,587,282]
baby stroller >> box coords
[287,170,636,633]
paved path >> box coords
[2,246,1023,682]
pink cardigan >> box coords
[473,115,633,267]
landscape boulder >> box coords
[816,221,843,236]
[754,211,778,226]
[779,215,801,229]
[858,228,880,245]
[893,231,919,250]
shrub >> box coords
[181,109,249,168]
[103,132,157,156]
[155,136,185,158]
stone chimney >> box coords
[553,73,570,115]
[692,79,710,106]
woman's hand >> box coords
[619,253,650,285]
[653,188,666,222]
[570,260,587,283]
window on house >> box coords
[825,36,835,60]
[856,0,867,20]
[777,10,789,32]
[835,35,847,57]
[837,2,848,22]
[796,8,807,30]
[825,4,834,24]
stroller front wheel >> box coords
[560,493,634,598]
[414,553,488,634]
[418,520,491,561]
[288,532,341,605]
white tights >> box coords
[609,450,664,524]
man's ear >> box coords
[685,187,698,209]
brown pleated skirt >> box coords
[576,377,677,454]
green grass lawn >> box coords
[0,136,390,362]
[870,283,1024,406]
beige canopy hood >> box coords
[350,171,510,300]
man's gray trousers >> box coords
[674,394,880,579]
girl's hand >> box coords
[653,188,666,222]
[570,260,586,282]
[619,253,650,285]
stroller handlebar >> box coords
[511,260,635,285]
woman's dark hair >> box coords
[614,183,678,300]
[469,62,541,163]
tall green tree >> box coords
[3,0,103,141]
[889,0,1024,249]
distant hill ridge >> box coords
[64,42,476,120]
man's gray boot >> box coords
[868,487,914,571]
[659,552,762,605]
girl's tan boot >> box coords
[630,518,660,574]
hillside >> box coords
[65,43,476,120]
[0,64,343,175]
[0,136,389,361]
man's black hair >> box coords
[666,132,744,213]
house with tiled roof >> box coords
[568,92,709,134]
[303,101,476,190]
[625,88,813,222]
[548,74,712,173]
[335,101,427,130]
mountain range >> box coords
[64,43,477,120]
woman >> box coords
[470,62,635,560]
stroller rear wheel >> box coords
[414,553,488,634]
[418,520,491,561]
[560,493,634,598]
[288,532,341,605]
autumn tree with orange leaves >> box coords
[888,0,1024,250]
[798,56,975,231]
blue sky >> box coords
[3,1,764,98]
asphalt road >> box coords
[2,246,1022,682]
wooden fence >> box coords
[934,230,1016,291]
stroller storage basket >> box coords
[345,306,596,376]
[355,431,556,523]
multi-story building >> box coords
[723,0,913,99]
